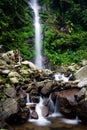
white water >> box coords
[54,73,72,82]
[49,95,62,117]
[26,93,79,126]
[26,93,30,104]
[29,97,51,126]
[26,93,35,106]
[29,0,43,69]
[62,116,80,125]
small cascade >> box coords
[53,97,62,117]
[29,96,51,126]
[48,95,62,117]
[26,93,30,105]
[62,116,80,125]
[54,96,59,113]
[26,93,35,106]
[54,73,72,82]
[48,95,55,113]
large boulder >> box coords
[6,108,29,124]
[77,78,87,88]
[2,98,18,119]
[58,88,79,118]
[74,87,86,102]
[41,80,53,96]
[75,65,87,80]
[76,98,87,122]
[4,87,16,98]
[21,61,37,70]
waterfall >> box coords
[48,95,62,117]
[29,97,51,126]
[29,0,43,69]
[26,93,30,104]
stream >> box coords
[12,93,87,130]
[12,116,87,130]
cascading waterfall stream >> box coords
[26,94,51,126]
[29,0,43,69]
[48,95,62,117]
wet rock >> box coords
[19,98,26,108]
[18,91,27,107]
[36,81,45,89]
[20,68,29,75]
[21,61,37,70]
[58,88,79,118]
[26,103,36,110]
[0,102,3,120]
[0,59,7,66]
[0,78,3,84]
[3,98,18,118]
[30,110,38,119]
[68,63,80,72]
[2,50,15,61]
[76,98,87,122]
[4,87,16,98]
[78,78,87,88]
[9,77,19,84]
[30,96,40,103]
[50,92,58,104]
[8,71,21,78]
[0,120,13,130]
[41,80,53,95]
[2,69,10,75]
[18,108,29,123]
[42,69,53,78]
[80,59,87,66]
[19,90,27,99]
[41,105,49,117]
[74,87,86,102]
[6,108,29,124]
[75,65,87,80]
[26,83,37,93]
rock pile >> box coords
[0,50,87,129]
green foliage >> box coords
[39,0,87,67]
[0,0,34,60]
[80,9,87,30]
[0,95,6,102]
[44,25,87,66]
[0,0,87,67]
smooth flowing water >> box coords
[29,0,43,69]
[54,72,72,82]
[12,93,87,130]
[29,97,51,126]
[13,117,87,130]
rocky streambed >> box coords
[0,50,87,129]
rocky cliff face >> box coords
[0,50,87,129]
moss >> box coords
[0,94,6,102]
[1,77,9,84]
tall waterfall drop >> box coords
[29,0,43,69]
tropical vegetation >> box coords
[0,0,87,67]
